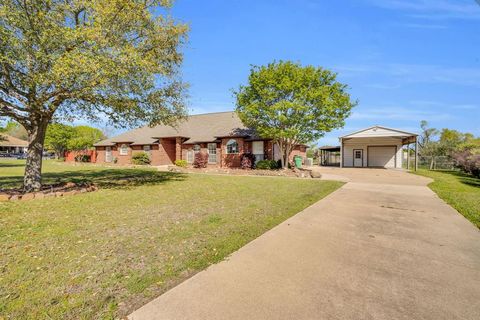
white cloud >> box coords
[335,63,480,87]
[367,0,480,20]
[350,106,453,121]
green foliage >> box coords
[44,123,76,158]
[255,160,279,170]
[0,121,27,140]
[131,152,151,165]
[235,61,356,167]
[45,123,104,158]
[0,0,188,127]
[174,159,188,167]
[68,126,105,151]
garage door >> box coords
[368,146,396,168]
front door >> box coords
[353,149,363,167]
[252,141,264,162]
[105,147,112,162]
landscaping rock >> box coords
[311,171,322,179]
[65,182,76,188]
[21,193,35,201]
[0,194,11,202]
[10,195,21,201]
[55,192,64,197]
[34,192,45,200]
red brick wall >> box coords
[221,138,245,168]
[159,139,176,165]
[289,145,307,163]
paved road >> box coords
[130,169,480,320]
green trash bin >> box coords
[294,156,302,168]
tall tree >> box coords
[44,123,75,158]
[235,61,356,167]
[67,125,105,152]
[0,0,188,191]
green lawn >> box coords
[414,169,480,228]
[0,159,342,319]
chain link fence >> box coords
[403,155,456,170]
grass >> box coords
[414,169,480,228]
[0,159,343,319]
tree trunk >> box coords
[24,120,49,192]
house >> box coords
[0,134,28,155]
[93,111,307,167]
[339,126,418,169]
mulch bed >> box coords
[0,182,98,202]
[168,166,319,178]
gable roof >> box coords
[0,134,28,147]
[94,111,253,146]
[340,125,417,139]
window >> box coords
[143,145,151,155]
[226,139,238,154]
[187,150,194,163]
[193,144,201,153]
[119,144,128,156]
[208,143,217,163]
[355,150,362,159]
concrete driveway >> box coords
[130,168,480,320]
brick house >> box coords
[93,111,307,167]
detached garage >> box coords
[340,126,418,170]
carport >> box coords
[339,126,418,170]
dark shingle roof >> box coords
[94,111,254,146]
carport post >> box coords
[407,143,410,170]
[414,137,418,171]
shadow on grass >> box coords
[0,168,187,190]
[0,162,25,168]
[438,170,480,189]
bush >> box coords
[240,153,256,169]
[453,150,480,178]
[75,154,91,162]
[193,152,208,168]
[174,159,188,167]
[255,159,279,170]
[131,152,151,165]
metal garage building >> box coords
[339,126,418,170]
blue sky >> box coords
[165,0,480,146]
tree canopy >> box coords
[235,61,356,167]
[0,0,188,191]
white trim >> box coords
[119,144,128,156]
[207,143,217,163]
[340,125,418,138]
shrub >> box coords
[240,152,256,169]
[131,152,151,165]
[193,152,208,168]
[255,159,279,170]
[75,154,91,162]
[453,150,480,178]
[174,159,188,167]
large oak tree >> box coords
[0,0,188,191]
[235,61,356,168]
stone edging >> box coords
[0,182,98,202]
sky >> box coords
[160,0,480,147]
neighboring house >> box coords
[339,126,418,169]
[93,111,307,167]
[0,134,28,155]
